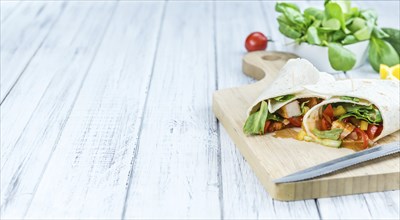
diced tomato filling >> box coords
[288,116,303,127]
[317,104,383,149]
[320,117,331,131]
[264,121,271,134]
[354,128,369,150]
[323,104,334,120]
[366,124,383,140]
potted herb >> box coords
[276,0,399,73]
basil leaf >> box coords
[382,28,400,55]
[307,26,321,45]
[243,101,269,135]
[275,2,301,13]
[335,0,351,14]
[350,7,360,17]
[328,42,356,71]
[278,23,302,39]
[368,36,400,72]
[360,9,378,24]
[332,30,346,42]
[304,7,324,21]
[283,7,306,26]
[277,14,297,28]
[273,94,295,102]
[354,24,373,41]
[312,128,343,140]
[372,26,389,39]
[340,96,360,102]
[341,35,358,45]
[348,17,366,33]
[322,18,341,30]
[325,2,349,33]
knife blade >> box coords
[273,142,400,183]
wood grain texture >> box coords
[213,50,400,201]
[22,2,163,219]
[1,1,88,173]
[1,0,96,171]
[0,1,65,102]
[1,1,399,219]
[123,2,221,219]
[1,2,117,218]
[216,1,320,219]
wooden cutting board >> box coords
[212,51,400,201]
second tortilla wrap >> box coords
[302,79,399,145]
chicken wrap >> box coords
[243,58,335,135]
[300,79,400,150]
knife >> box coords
[273,142,400,183]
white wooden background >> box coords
[1,0,399,219]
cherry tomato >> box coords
[288,116,302,127]
[354,128,369,149]
[245,32,268,52]
[264,120,271,134]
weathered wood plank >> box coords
[0,1,65,102]
[317,195,373,220]
[317,2,400,219]
[363,191,400,219]
[216,1,320,219]
[1,0,21,22]
[1,1,87,170]
[23,2,163,219]
[123,2,220,219]
[0,1,81,170]
[0,2,116,219]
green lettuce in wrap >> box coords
[244,58,335,135]
[300,79,399,150]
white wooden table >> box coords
[1,1,399,219]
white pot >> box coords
[283,38,369,73]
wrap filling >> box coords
[243,96,323,135]
[300,97,383,150]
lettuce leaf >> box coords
[301,100,310,114]
[243,101,269,135]
[273,94,295,102]
[340,96,360,102]
[338,103,382,124]
[243,101,284,135]
[267,113,283,122]
[312,128,343,140]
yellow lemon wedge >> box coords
[380,64,400,80]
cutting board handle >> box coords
[242,51,298,86]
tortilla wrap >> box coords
[303,79,400,142]
[247,58,335,115]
